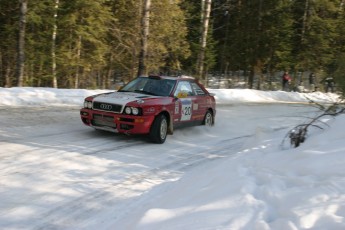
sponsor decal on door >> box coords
[181,99,192,121]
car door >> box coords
[173,80,199,125]
[190,81,209,122]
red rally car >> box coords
[80,75,216,143]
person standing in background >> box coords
[323,76,335,93]
[282,71,291,91]
[309,72,316,92]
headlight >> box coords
[84,100,92,109]
[132,107,139,115]
[124,106,141,115]
[87,101,92,108]
[125,107,132,114]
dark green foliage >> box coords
[0,0,19,87]
[0,0,344,95]
[291,0,340,72]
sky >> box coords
[0,86,344,230]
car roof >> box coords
[146,75,195,81]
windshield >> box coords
[119,77,176,97]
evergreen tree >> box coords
[148,0,190,75]
[26,0,56,87]
[109,0,190,80]
[107,0,142,80]
[0,0,344,90]
[181,0,216,77]
[331,0,345,95]
[57,0,114,88]
[291,0,340,73]
[0,0,19,87]
[215,0,294,88]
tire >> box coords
[149,114,168,144]
[203,110,213,126]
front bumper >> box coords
[80,108,155,134]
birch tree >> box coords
[197,0,212,79]
[52,0,59,88]
[17,0,28,87]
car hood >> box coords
[93,91,162,105]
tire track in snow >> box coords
[1,104,313,229]
[30,136,248,230]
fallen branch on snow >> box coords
[283,100,345,148]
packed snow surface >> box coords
[0,87,344,230]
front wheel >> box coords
[203,110,214,126]
[149,114,168,144]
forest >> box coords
[0,0,344,94]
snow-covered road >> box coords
[0,103,320,229]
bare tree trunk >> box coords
[74,36,81,89]
[52,0,59,88]
[249,0,263,89]
[137,0,151,77]
[17,0,27,87]
[0,52,3,87]
[220,3,230,74]
[5,67,11,88]
[197,0,212,79]
[301,0,309,43]
[101,70,107,89]
[38,59,43,86]
[107,55,113,89]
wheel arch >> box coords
[204,108,215,125]
[156,110,173,135]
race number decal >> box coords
[181,99,192,121]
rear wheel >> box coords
[149,114,168,144]
[203,110,213,126]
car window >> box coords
[143,79,175,96]
[120,77,148,91]
[119,77,175,96]
[191,82,206,95]
[174,81,195,97]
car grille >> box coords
[93,102,122,113]
[92,114,116,128]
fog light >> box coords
[135,118,144,123]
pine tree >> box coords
[331,0,345,95]
[215,0,294,88]
[109,0,190,80]
[56,0,114,88]
[0,0,19,87]
[291,0,340,73]
[148,0,190,75]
